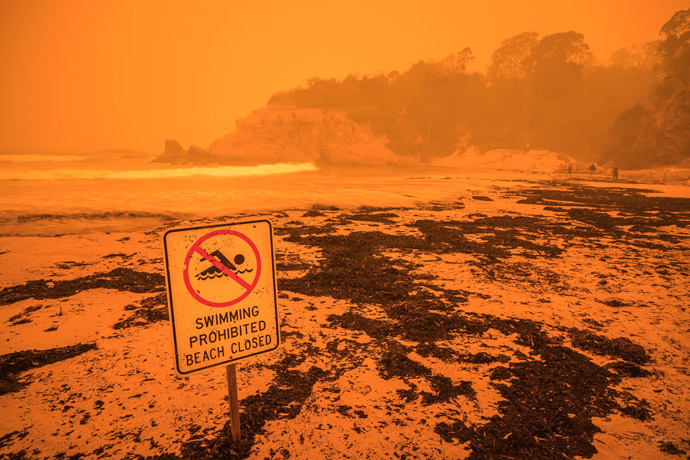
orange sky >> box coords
[0,0,686,154]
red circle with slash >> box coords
[183,229,261,308]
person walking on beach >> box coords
[612,165,619,181]
[566,163,572,175]
[589,163,596,177]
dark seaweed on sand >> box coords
[113,293,169,330]
[0,343,97,395]
[273,195,660,460]
[0,268,165,306]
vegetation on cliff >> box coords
[159,8,689,169]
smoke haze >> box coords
[1,1,688,162]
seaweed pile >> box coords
[0,268,165,306]
[0,343,97,395]
[273,207,655,459]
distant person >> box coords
[566,163,572,175]
[612,165,619,181]
[589,163,596,177]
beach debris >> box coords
[0,343,97,395]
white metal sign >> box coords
[163,220,280,374]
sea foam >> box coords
[0,162,317,181]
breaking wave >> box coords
[0,154,89,162]
[0,162,317,181]
[0,210,182,224]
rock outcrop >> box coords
[154,107,409,167]
[155,140,216,164]
[206,106,408,167]
[164,139,184,156]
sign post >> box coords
[163,220,280,442]
[226,364,241,442]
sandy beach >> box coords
[1,173,689,459]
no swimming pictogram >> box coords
[163,220,281,374]
[183,229,262,308]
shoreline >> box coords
[1,169,689,238]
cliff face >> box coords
[206,106,407,167]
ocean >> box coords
[0,151,505,236]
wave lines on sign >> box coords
[195,267,253,281]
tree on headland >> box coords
[487,32,539,82]
[239,8,690,168]
[658,8,690,95]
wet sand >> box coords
[1,177,689,459]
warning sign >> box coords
[163,220,280,374]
